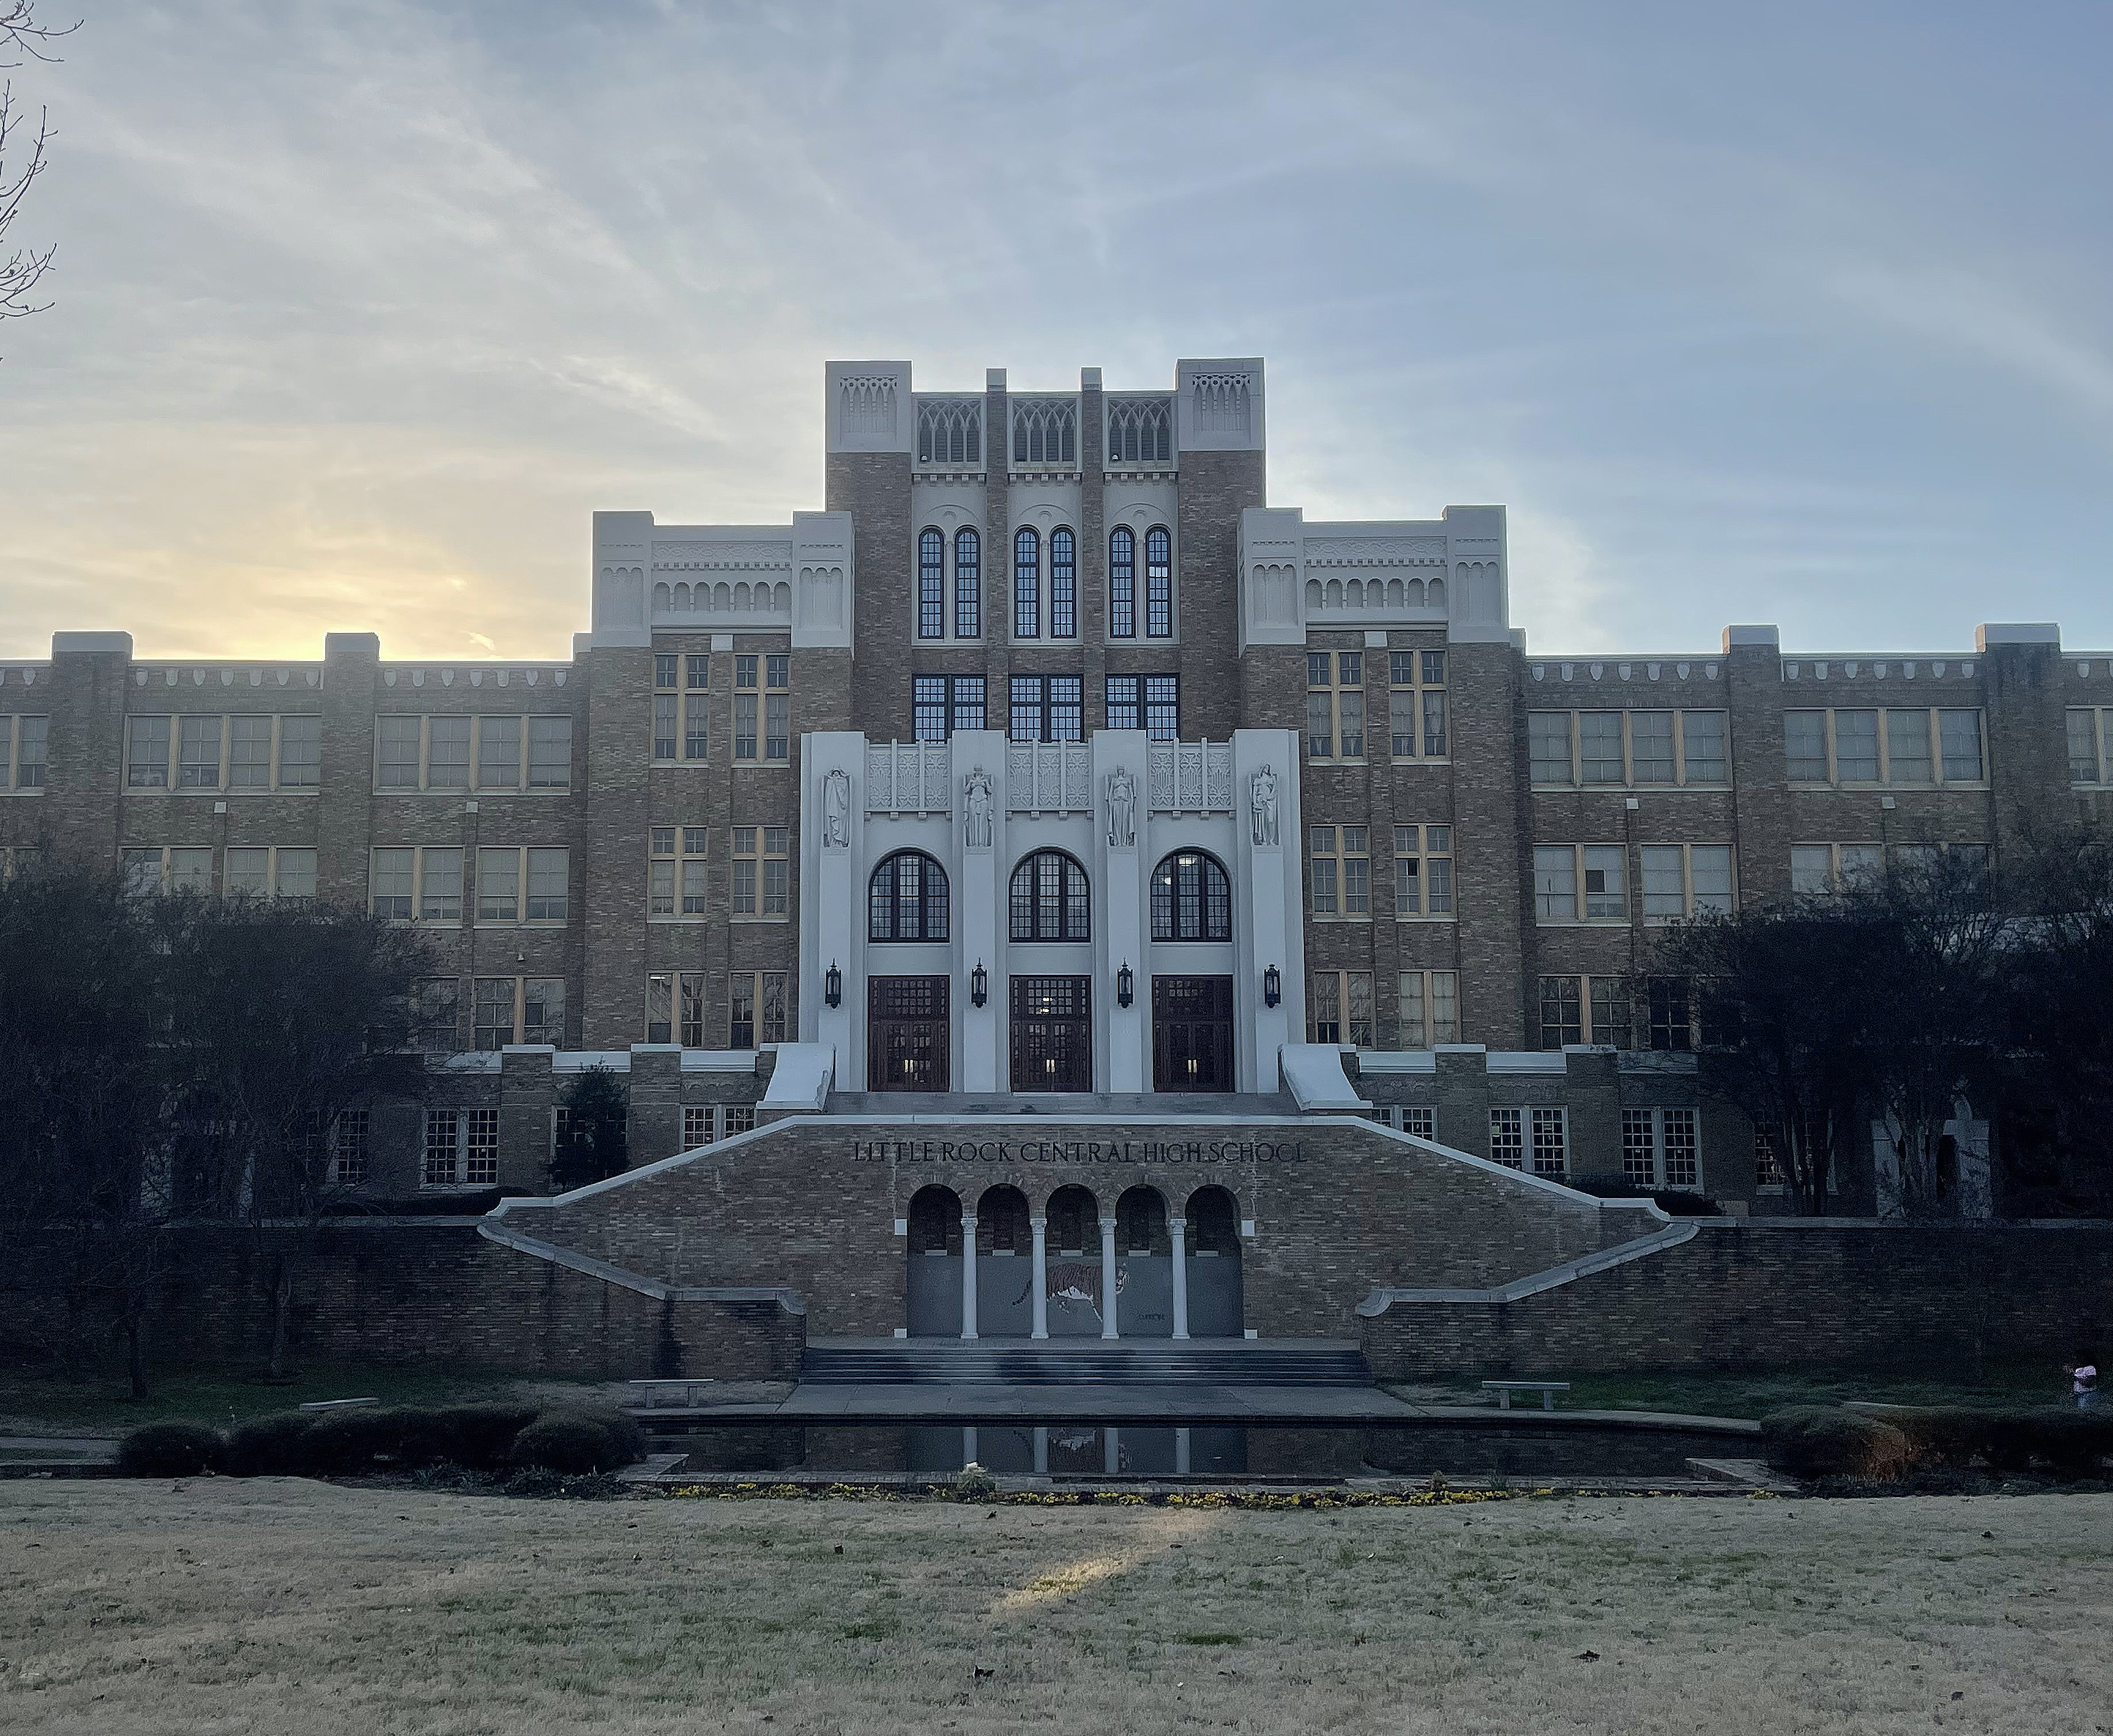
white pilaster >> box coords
[1030,1215,1048,1340]
[1175,1427,1191,1474]
[1093,730,1151,1093]
[1230,728,1305,1091]
[799,732,867,1087]
[1103,1427,1121,1475]
[953,730,1006,1092]
[1170,1216,1190,1340]
[962,1425,977,1467]
[960,1213,979,1340]
[1099,1215,1119,1340]
[1033,1426,1049,1474]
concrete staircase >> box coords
[801,1339,1373,1388]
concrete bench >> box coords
[627,1378,715,1409]
[297,1397,377,1412]
[1482,1380,1570,1412]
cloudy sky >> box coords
[3,0,2108,661]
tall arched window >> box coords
[917,529,944,640]
[1009,850,1090,941]
[1145,526,1173,637]
[1151,850,1231,941]
[1049,526,1076,638]
[1013,527,1040,638]
[953,528,980,638]
[869,851,950,941]
[1108,526,1135,638]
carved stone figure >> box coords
[1250,764,1279,847]
[822,768,850,849]
[1105,767,1136,850]
[964,769,994,850]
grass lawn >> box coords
[1399,1361,2075,1420]
[0,1362,612,1439]
[3,1481,2108,1734]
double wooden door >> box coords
[1009,975,1093,1092]
[1153,976,1234,1092]
[868,976,949,1092]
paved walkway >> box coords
[0,1435,117,1458]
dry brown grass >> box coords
[2,1480,2108,1734]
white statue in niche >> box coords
[822,768,850,849]
[1250,764,1279,847]
[1105,768,1136,850]
[963,769,993,850]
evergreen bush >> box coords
[508,1412,630,1474]
[117,1421,223,1477]
[1759,1406,1912,1480]
[221,1411,318,1476]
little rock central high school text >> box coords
[3,358,2104,1217]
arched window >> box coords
[1049,527,1076,638]
[1150,850,1231,941]
[917,528,944,640]
[1013,527,1040,638]
[869,851,950,941]
[953,528,980,638]
[1145,526,1172,637]
[1010,850,1090,941]
[1108,526,1135,638]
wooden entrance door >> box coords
[1152,976,1234,1092]
[868,976,949,1092]
[1009,975,1093,1092]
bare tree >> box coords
[1,1,78,335]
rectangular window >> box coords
[1938,709,1983,782]
[1305,652,1364,760]
[476,847,520,922]
[1680,711,1726,782]
[1008,675,1082,742]
[913,675,985,741]
[1833,710,1879,781]
[477,716,520,791]
[732,827,790,917]
[1528,712,1572,784]
[1144,526,1172,637]
[727,1105,756,1136]
[1106,675,1180,741]
[1538,975,1582,1048]
[423,1109,461,1185]
[9,715,48,789]
[1489,1107,1524,1169]
[1532,843,1626,921]
[1662,1107,1699,1188]
[1885,709,1931,783]
[378,716,422,789]
[427,716,471,789]
[645,972,674,1044]
[2068,709,2103,784]
[734,656,758,760]
[126,715,171,788]
[1387,648,1447,758]
[371,847,415,919]
[414,978,460,1054]
[1309,970,1373,1046]
[764,655,790,761]
[1639,843,1736,919]
[522,977,565,1046]
[729,971,789,1048]
[648,826,710,918]
[653,693,679,762]
[229,716,272,788]
[1530,1107,1568,1177]
[225,847,270,897]
[1624,1106,1700,1189]
[1621,1107,1658,1187]
[1647,976,1694,1052]
[1589,976,1633,1049]
[464,1108,499,1184]
[1050,529,1076,638]
[473,977,516,1050]
[178,715,222,789]
[330,1110,370,1187]
[525,847,569,920]
[274,847,316,898]
[1784,710,1829,782]
[1399,1107,1437,1140]
[418,846,461,920]
[1579,712,1624,784]
[1629,712,1675,783]
[1791,842,1884,894]
[683,1103,714,1147]
[1394,969,1461,1047]
[1786,708,1986,787]
[1392,823,1454,917]
[525,715,572,788]
[687,653,710,690]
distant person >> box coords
[2067,1359,2098,1410]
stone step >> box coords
[800,1342,1374,1388]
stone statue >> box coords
[822,768,850,849]
[1250,764,1278,847]
[1105,767,1136,850]
[963,768,993,850]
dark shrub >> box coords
[1760,1407,1911,1481]
[303,1405,399,1472]
[435,1404,540,1471]
[500,1468,626,1499]
[586,1407,647,1465]
[1873,1406,1993,1468]
[117,1421,223,1477]
[222,1412,318,1477]
[2029,1408,2113,1474]
[509,1412,628,1475]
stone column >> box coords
[1103,1428,1121,1474]
[1169,1215,1190,1340]
[1175,1427,1192,1474]
[1030,1215,1049,1340]
[960,1214,979,1340]
[1032,1426,1049,1473]
[962,1426,978,1467]
[1099,1215,1120,1339]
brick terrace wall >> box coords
[1360,1220,2113,1380]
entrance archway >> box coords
[1184,1184,1244,1337]
[975,1185,1034,1337]
[1115,1185,1175,1338]
[905,1185,962,1337]
[1043,1184,1104,1336]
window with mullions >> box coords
[1145,527,1172,637]
[1012,398,1077,466]
[645,970,707,1047]
[732,826,790,917]
[1538,975,1640,1049]
[1306,651,1365,760]
[1013,528,1041,638]
[1309,825,1370,917]
[1049,528,1076,638]
[1009,850,1090,941]
[373,714,570,790]
[220,846,315,900]
[1623,1106,1701,1190]
[125,713,324,792]
[1533,843,1627,921]
[1528,710,1727,786]
[1150,850,1230,941]
[918,529,945,638]
[1639,843,1735,919]
[1783,707,1983,786]
[1392,824,1454,917]
[1,715,48,789]
[914,676,987,741]
[1108,526,1136,637]
[730,971,790,1048]
[371,846,463,921]
[1387,650,1448,758]
[472,975,567,1049]
[869,850,950,941]
[954,529,981,637]
[733,654,790,763]
[1009,675,1082,742]
[475,846,569,923]
[648,826,710,917]
[1105,675,1179,741]
[1309,970,1373,1047]
[1396,970,1460,1048]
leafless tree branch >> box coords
[0,2,75,339]
[1,0,81,66]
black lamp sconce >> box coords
[1116,963,1134,1008]
[825,963,842,1009]
[970,962,989,1008]
[1263,964,1282,1008]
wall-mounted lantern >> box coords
[825,962,842,1009]
[1263,964,1282,1009]
[1116,963,1134,1008]
[970,962,989,1008]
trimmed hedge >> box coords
[139,1401,640,1480]
[1759,1408,1912,1481]
[221,1412,318,1477]
[116,1421,223,1477]
[1764,1403,2113,1481]
[508,1410,638,1475]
